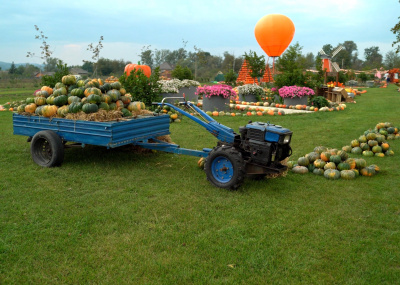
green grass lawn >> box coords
[1,85,400,284]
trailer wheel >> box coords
[30,130,64,167]
[205,146,245,190]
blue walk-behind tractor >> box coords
[13,97,293,190]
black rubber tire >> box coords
[204,145,245,190]
[30,130,64,167]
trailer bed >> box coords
[13,113,171,148]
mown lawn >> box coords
[1,85,400,284]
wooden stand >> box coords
[325,87,354,103]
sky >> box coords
[1,0,399,67]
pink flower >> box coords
[195,84,237,99]
[278,86,315,99]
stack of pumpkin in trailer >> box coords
[17,75,147,121]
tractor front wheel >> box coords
[205,146,245,190]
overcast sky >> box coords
[1,0,399,66]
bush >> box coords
[171,65,193,80]
[119,67,161,108]
[310,96,329,108]
[41,61,69,88]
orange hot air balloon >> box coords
[254,14,295,57]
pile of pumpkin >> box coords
[289,146,379,180]
[345,122,398,157]
[16,75,147,121]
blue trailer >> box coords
[13,99,293,189]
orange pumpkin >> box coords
[41,86,53,95]
[25,103,37,113]
[42,105,58,117]
[124,63,151,78]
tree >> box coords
[391,0,400,53]
[82,61,94,73]
[8,62,17,74]
[303,52,315,69]
[321,44,333,55]
[85,36,104,76]
[140,45,154,69]
[364,46,383,69]
[26,25,53,69]
[44,57,61,72]
[384,50,400,69]
[244,50,265,83]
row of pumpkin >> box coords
[16,76,145,118]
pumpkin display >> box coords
[337,162,350,171]
[355,158,367,169]
[25,98,35,104]
[297,157,309,167]
[320,152,331,162]
[362,150,374,157]
[87,94,101,104]
[68,102,83,113]
[313,168,324,176]
[70,88,85,98]
[98,102,110,111]
[107,89,121,101]
[351,147,362,155]
[127,101,142,112]
[110,81,122,90]
[313,159,326,169]
[67,96,81,105]
[305,152,320,163]
[313,146,327,154]
[101,94,112,104]
[329,155,342,165]
[85,87,102,97]
[324,162,336,170]
[35,90,49,98]
[57,105,69,117]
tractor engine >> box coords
[239,122,292,167]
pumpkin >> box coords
[87,94,101,104]
[42,105,58,117]
[387,127,395,134]
[286,161,296,169]
[340,170,356,180]
[82,103,99,114]
[62,75,76,85]
[337,150,348,161]
[55,87,68,96]
[362,150,374,157]
[305,152,320,163]
[297,157,309,167]
[110,81,122,90]
[350,139,360,148]
[107,89,121,101]
[369,164,380,173]
[120,95,132,106]
[345,158,357,169]
[68,102,83,113]
[355,158,367,169]
[351,169,359,176]
[379,129,388,137]
[77,80,85,87]
[100,83,112,93]
[101,94,112,104]
[358,135,367,143]
[98,102,110,111]
[35,90,49,98]
[46,95,55,105]
[70,88,85,98]
[84,87,101,97]
[320,152,331,162]
[124,63,151,78]
[371,145,382,153]
[381,142,390,151]
[324,169,340,180]
[119,88,127,96]
[109,103,117,110]
[57,105,69,117]
[368,140,378,147]
[342,145,352,152]
[67,96,81,105]
[25,98,35,104]
[313,146,327,154]
[127,101,142,112]
[55,82,66,89]
[313,159,326,169]
[198,157,205,169]
[53,95,68,107]
[329,155,342,165]
[366,132,377,140]
[35,105,44,115]
[360,167,376,177]
[313,168,324,176]
[375,153,385,157]
[34,96,47,106]
[375,135,385,144]
[41,86,53,95]
[115,100,124,109]
[328,148,338,155]
[17,104,27,113]
[292,166,309,174]
[351,147,362,155]
[360,143,370,151]
[121,108,132,117]
[337,162,350,171]
[324,162,336,170]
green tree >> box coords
[391,0,400,53]
[41,60,69,87]
[224,69,237,85]
[384,50,400,69]
[140,45,154,69]
[244,50,265,83]
[358,72,368,83]
[8,62,17,74]
[364,46,383,69]
[82,61,94,73]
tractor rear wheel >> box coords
[30,130,64,167]
[205,145,245,190]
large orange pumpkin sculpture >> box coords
[124,63,151,78]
